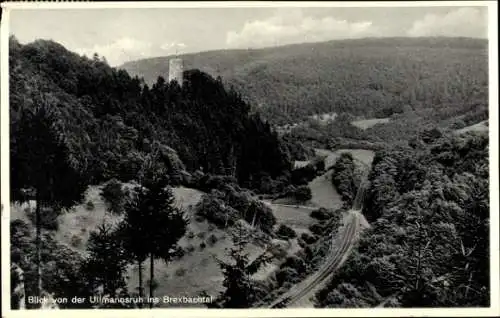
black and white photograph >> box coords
[1,1,498,317]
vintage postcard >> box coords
[1,1,498,317]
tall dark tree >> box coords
[116,189,149,307]
[10,96,88,302]
[141,165,188,306]
[118,151,188,308]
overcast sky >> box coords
[9,6,489,66]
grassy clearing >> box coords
[351,117,391,130]
[10,182,297,307]
[454,120,488,135]
[270,205,315,233]
[10,186,122,255]
[308,170,343,209]
[278,148,373,234]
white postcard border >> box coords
[1,1,498,317]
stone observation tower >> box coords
[168,58,184,87]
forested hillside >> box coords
[122,37,488,126]
[9,36,292,193]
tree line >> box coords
[10,36,293,192]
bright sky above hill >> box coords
[8,5,489,66]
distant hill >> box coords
[121,37,489,125]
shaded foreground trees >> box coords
[10,159,188,309]
[10,97,89,304]
[11,219,93,309]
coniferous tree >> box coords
[82,222,130,300]
[116,189,149,307]
[207,226,273,308]
[117,150,188,308]
[141,168,188,307]
[100,178,126,215]
[11,96,88,302]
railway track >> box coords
[268,210,361,308]
[265,154,371,309]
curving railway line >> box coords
[268,209,363,308]
[267,176,370,308]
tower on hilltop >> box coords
[168,58,184,87]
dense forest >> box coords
[123,37,488,126]
[9,36,292,194]
[315,130,490,307]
